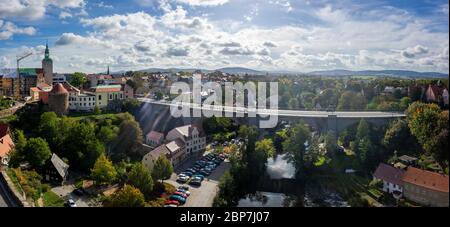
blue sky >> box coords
[0,0,448,73]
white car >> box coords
[68,199,77,207]
[177,189,191,196]
[177,175,189,183]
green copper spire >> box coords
[44,41,51,61]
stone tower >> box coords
[42,42,53,85]
[48,83,69,115]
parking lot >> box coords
[166,154,231,207]
[51,182,91,207]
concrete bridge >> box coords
[136,98,406,135]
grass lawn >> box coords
[69,113,117,121]
[42,191,65,207]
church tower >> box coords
[42,42,53,85]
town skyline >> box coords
[0,0,449,74]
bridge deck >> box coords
[138,98,406,118]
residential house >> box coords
[402,167,449,207]
[123,84,134,99]
[42,153,69,184]
[425,84,449,106]
[373,163,405,195]
[0,123,14,167]
[166,124,206,156]
[145,131,164,148]
[142,139,186,170]
[88,84,124,109]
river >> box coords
[237,154,349,207]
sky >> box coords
[0,0,448,74]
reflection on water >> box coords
[266,154,295,179]
[237,192,297,207]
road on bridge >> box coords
[0,175,17,207]
[138,98,406,118]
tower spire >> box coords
[107,65,110,75]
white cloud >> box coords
[0,20,36,40]
[3,1,447,73]
[59,11,72,19]
[176,0,229,7]
[0,0,85,20]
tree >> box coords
[69,72,87,88]
[9,129,27,166]
[325,131,338,154]
[282,122,311,178]
[151,155,173,183]
[255,139,275,158]
[383,119,420,156]
[64,122,105,171]
[107,185,146,207]
[38,112,60,151]
[127,163,154,196]
[213,171,238,207]
[112,114,143,161]
[93,106,101,115]
[91,153,117,186]
[337,91,367,111]
[407,102,448,160]
[26,137,51,167]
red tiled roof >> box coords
[0,123,9,138]
[50,83,68,94]
[0,123,14,158]
[402,167,449,193]
[146,131,164,142]
[373,163,405,186]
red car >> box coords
[173,191,188,198]
[165,200,180,206]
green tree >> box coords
[107,185,146,207]
[283,122,311,178]
[91,153,117,186]
[127,163,154,196]
[151,155,173,183]
[255,139,275,158]
[213,171,237,207]
[325,131,338,154]
[64,122,105,171]
[112,114,143,161]
[383,119,420,156]
[38,112,60,150]
[69,72,87,88]
[337,91,367,111]
[26,137,52,167]
[93,106,101,115]
[9,129,27,166]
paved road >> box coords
[51,184,90,207]
[138,98,406,118]
[0,177,14,207]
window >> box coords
[99,95,102,100]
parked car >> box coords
[199,170,210,176]
[181,172,193,177]
[173,191,189,198]
[186,168,197,174]
[67,199,77,207]
[177,175,189,183]
[165,200,180,206]
[177,189,191,196]
[189,178,202,186]
[178,185,190,191]
[192,174,205,181]
[169,195,186,204]
[164,204,178,207]
[72,188,84,196]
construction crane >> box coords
[16,52,33,99]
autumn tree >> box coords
[107,185,146,207]
[91,153,117,186]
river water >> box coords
[237,154,349,207]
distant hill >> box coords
[111,67,448,78]
[306,69,448,78]
[215,67,266,75]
